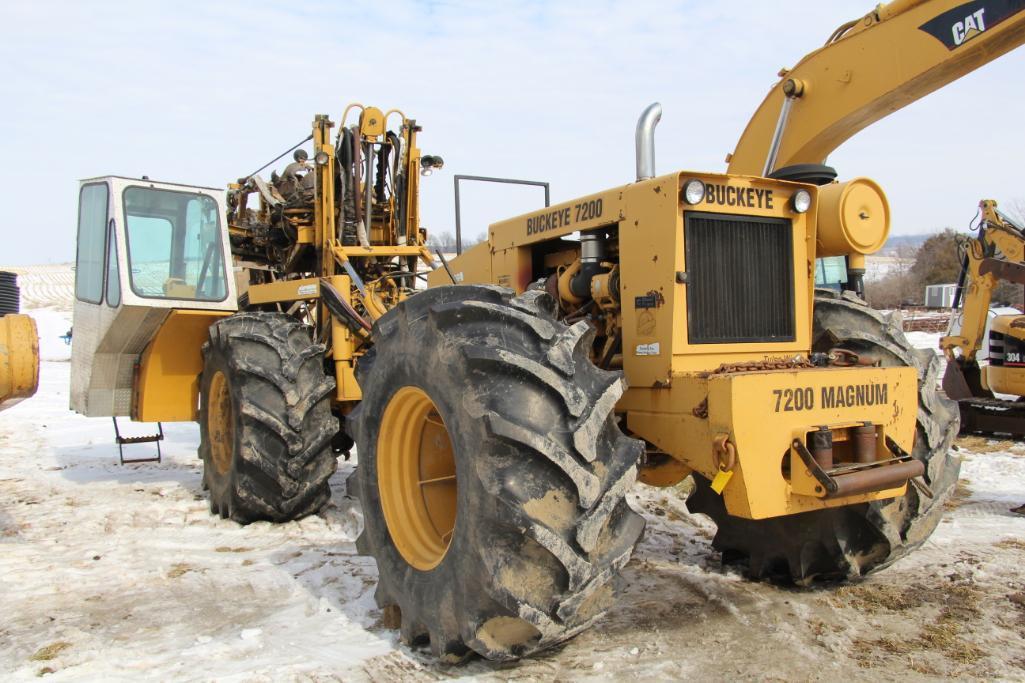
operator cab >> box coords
[70,176,237,418]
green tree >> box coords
[909,228,963,287]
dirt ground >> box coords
[3,360,1024,681]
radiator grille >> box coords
[684,212,795,344]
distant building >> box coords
[924,283,958,309]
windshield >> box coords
[815,256,847,291]
[123,186,228,301]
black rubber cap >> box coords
[768,163,838,186]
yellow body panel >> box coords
[984,364,1025,396]
[491,246,531,291]
[134,310,231,422]
[427,242,492,287]
[489,186,627,250]
[0,314,39,411]
[623,365,917,518]
[247,277,321,305]
[445,171,818,384]
[983,313,1025,395]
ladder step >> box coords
[112,417,164,465]
[116,434,163,445]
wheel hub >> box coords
[207,370,235,475]
[378,386,457,570]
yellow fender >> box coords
[0,314,39,411]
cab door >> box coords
[70,176,237,419]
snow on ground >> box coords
[3,277,1025,680]
[1,314,397,680]
[903,331,943,351]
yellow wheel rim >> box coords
[207,370,235,475]
[378,386,458,571]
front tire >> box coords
[198,312,338,523]
[687,291,960,583]
[348,286,645,661]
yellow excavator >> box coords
[941,199,1025,438]
[70,0,1025,663]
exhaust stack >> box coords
[635,102,662,181]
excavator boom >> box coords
[728,0,1025,176]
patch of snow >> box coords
[28,308,72,362]
[903,330,942,352]
[1,324,396,679]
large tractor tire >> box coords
[348,286,645,662]
[687,290,960,583]
[198,312,338,523]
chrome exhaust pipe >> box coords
[635,102,662,181]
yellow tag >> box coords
[710,469,734,495]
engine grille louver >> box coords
[684,212,795,344]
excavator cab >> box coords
[70,176,237,421]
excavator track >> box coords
[956,397,1025,438]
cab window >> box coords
[123,187,227,301]
[815,256,848,291]
[105,219,121,307]
[75,183,109,304]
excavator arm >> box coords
[941,199,1025,361]
[728,0,1025,176]
[940,199,1025,436]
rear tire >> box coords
[348,286,645,661]
[687,291,960,583]
[198,312,338,523]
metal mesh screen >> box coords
[684,212,795,344]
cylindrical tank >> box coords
[816,178,890,257]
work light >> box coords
[792,189,812,213]
[683,179,705,205]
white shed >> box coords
[924,283,958,309]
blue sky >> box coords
[3,1,1024,264]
